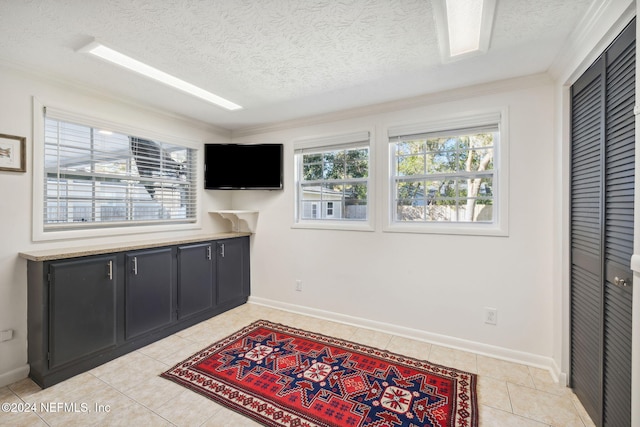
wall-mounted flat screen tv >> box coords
[204,143,283,190]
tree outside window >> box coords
[297,145,369,221]
[392,128,496,223]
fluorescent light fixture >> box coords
[79,39,242,111]
[433,0,496,60]
[446,0,482,56]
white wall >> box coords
[0,64,233,387]
[231,75,558,371]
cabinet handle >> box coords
[220,243,225,258]
[207,246,212,260]
[133,257,138,275]
[107,260,113,280]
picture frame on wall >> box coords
[0,133,26,172]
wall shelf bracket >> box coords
[210,210,258,233]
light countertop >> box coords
[19,232,251,261]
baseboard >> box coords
[0,364,29,388]
[555,366,568,386]
[249,296,565,382]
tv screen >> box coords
[204,144,283,190]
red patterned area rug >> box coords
[161,320,478,427]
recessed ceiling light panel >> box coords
[78,39,242,111]
[433,0,496,61]
[446,0,483,56]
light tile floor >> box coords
[0,303,595,426]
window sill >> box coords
[33,221,202,242]
[292,220,375,232]
[383,221,508,237]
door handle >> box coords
[107,260,113,280]
[207,246,212,260]
[220,243,225,258]
[614,276,628,287]
[133,257,138,275]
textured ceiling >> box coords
[0,0,594,131]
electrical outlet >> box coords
[0,329,14,342]
[484,307,497,325]
[295,280,303,292]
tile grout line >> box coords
[504,379,515,414]
[5,384,51,426]
[89,371,180,426]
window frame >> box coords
[293,131,374,232]
[32,98,203,241]
[385,110,509,236]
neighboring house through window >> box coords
[326,201,334,217]
[33,102,198,238]
[294,131,371,230]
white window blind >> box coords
[387,112,501,139]
[294,131,371,152]
[43,110,197,230]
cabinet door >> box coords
[125,248,173,339]
[217,238,247,306]
[177,243,214,319]
[49,255,117,369]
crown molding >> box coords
[231,73,553,138]
[548,0,635,85]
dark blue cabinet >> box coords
[26,235,250,388]
[217,239,249,308]
[177,242,214,319]
[125,248,174,339]
[48,255,117,369]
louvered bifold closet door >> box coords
[602,20,634,427]
[570,58,604,425]
[570,19,635,427]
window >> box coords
[388,112,507,235]
[40,108,197,233]
[294,131,371,229]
